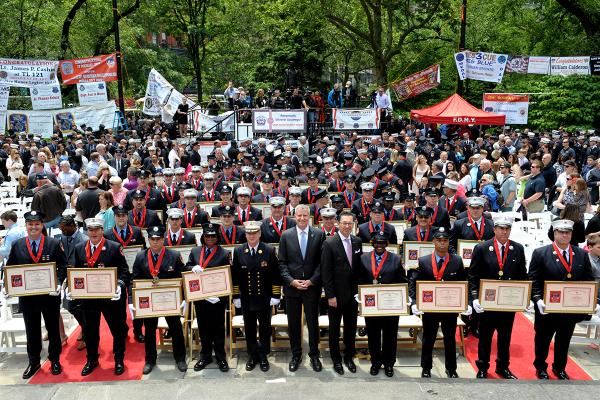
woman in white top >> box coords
[412,154,430,194]
[6,149,24,181]
[458,163,472,192]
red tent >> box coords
[410,93,506,125]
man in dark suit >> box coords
[260,196,296,243]
[233,186,262,225]
[128,189,162,228]
[210,186,235,217]
[403,206,437,242]
[391,150,412,195]
[6,211,67,379]
[351,182,378,224]
[159,169,179,206]
[450,196,495,251]
[70,218,129,376]
[468,215,527,379]
[321,211,362,375]
[410,227,469,379]
[357,202,398,244]
[217,205,246,244]
[439,179,467,219]
[164,208,197,246]
[123,171,166,211]
[529,219,599,380]
[416,187,451,230]
[278,204,326,372]
[107,149,130,179]
[180,188,210,228]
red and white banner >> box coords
[391,64,440,102]
[0,58,59,87]
[482,93,529,125]
[332,108,380,130]
[59,54,118,84]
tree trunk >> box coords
[373,56,388,85]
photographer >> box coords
[327,83,342,108]
[207,96,221,116]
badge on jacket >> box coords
[261,261,268,268]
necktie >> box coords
[266,195,270,202]
[501,245,505,260]
[376,255,382,265]
[137,212,142,220]
[167,187,171,197]
[300,231,307,258]
[344,238,352,266]
[32,241,38,254]
[188,212,192,222]
[375,225,381,232]
[117,160,120,171]
[121,229,126,240]
[437,257,444,270]
[563,250,568,262]
[290,208,295,216]
[420,230,425,238]
[172,234,177,243]
[250,248,255,257]
[153,253,158,263]
[91,245,96,254]
[205,248,211,258]
[277,221,282,231]
[242,210,247,221]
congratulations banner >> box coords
[391,64,440,102]
[30,84,62,110]
[77,81,108,105]
[550,56,590,76]
[0,58,59,87]
[455,51,508,83]
[482,93,529,125]
[332,108,380,130]
[60,54,118,84]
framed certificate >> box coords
[3,263,57,296]
[362,244,400,255]
[182,266,232,301]
[166,245,195,265]
[67,268,117,299]
[416,281,468,313]
[402,241,435,270]
[122,245,143,273]
[132,285,182,319]
[457,240,482,268]
[133,278,183,289]
[478,280,532,312]
[358,284,409,316]
[543,281,599,314]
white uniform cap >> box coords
[552,219,574,231]
[183,189,198,198]
[241,166,252,173]
[493,215,514,227]
[200,161,209,168]
[357,148,368,155]
[269,196,286,206]
[244,221,261,232]
[167,208,184,218]
[323,157,333,164]
[289,186,302,196]
[467,196,485,207]
[204,172,215,180]
[443,179,458,190]
[85,218,104,228]
[361,182,375,191]
[236,186,252,196]
[191,165,202,172]
[320,208,337,218]
[175,167,186,174]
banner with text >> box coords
[30,84,62,110]
[482,93,529,125]
[505,55,551,74]
[455,51,508,83]
[60,54,118,84]
[252,110,306,133]
[143,68,174,116]
[0,58,59,87]
[332,108,380,130]
[391,64,440,102]
[78,81,108,105]
[550,56,590,76]
[591,56,600,76]
[0,86,9,133]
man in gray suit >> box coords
[278,204,326,372]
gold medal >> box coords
[373,279,378,284]
[152,276,159,285]
[567,273,572,279]
[498,270,504,277]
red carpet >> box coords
[462,313,592,380]
[29,313,145,384]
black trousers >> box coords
[143,316,185,363]
[286,293,320,358]
[421,313,457,371]
[194,300,226,361]
[23,303,62,364]
[328,301,357,363]
[83,301,126,362]
[242,307,272,359]
[534,312,578,371]
[476,311,516,371]
[365,316,399,367]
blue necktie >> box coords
[31,241,38,254]
[300,231,307,258]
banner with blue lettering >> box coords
[455,51,508,83]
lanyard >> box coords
[147,247,166,277]
[113,225,133,247]
[86,238,106,267]
[467,213,485,240]
[199,245,218,268]
[167,229,183,246]
[430,206,438,226]
[220,225,236,245]
[552,243,573,277]
[270,217,286,237]
[371,251,389,281]
[133,208,147,227]
[184,207,197,228]
[494,240,510,276]
[416,225,431,242]
[369,220,385,233]
[431,253,450,281]
[26,236,45,263]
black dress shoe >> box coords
[22,363,41,379]
[259,357,270,372]
[176,360,188,372]
[310,357,322,372]
[163,329,171,339]
[344,358,357,373]
[194,358,212,371]
[446,369,459,378]
[552,369,570,380]
[143,362,155,375]
[421,369,431,378]
[495,368,517,379]
[289,356,301,372]
[536,369,549,379]
[384,365,394,377]
[51,361,62,375]
[333,362,344,375]
[246,358,257,371]
[115,360,125,375]
[217,359,229,372]
[135,334,145,343]
[370,365,380,376]
[81,361,99,376]
[358,328,367,337]
[476,370,487,379]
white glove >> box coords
[129,303,136,312]
[472,299,484,314]
[461,305,473,316]
[536,299,547,315]
[354,294,360,303]
[191,265,203,274]
[180,300,187,315]
[595,304,600,316]
[65,287,73,301]
[411,304,423,315]
[111,285,122,301]
[49,284,61,296]
[206,297,220,304]
[1,287,10,299]
[526,300,535,314]
[232,298,241,308]
[270,298,280,306]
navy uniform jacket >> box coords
[351,198,378,225]
[382,208,403,221]
[528,244,596,316]
[232,242,281,311]
[72,239,130,310]
[450,216,494,250]
[321,233,362,306]
[301,188,321,204]
[251,192,275,204]
[321,226,339,237]
[132,248,185,281]
[409,253,466,303]
[186,245,231,301]
[357,221,398,244]
[260,217,297,243]
[439,196,467,218]
[357,251,406,285]
[233,206,263,226]
[198,190,222,202]
[180,207,210,228]
[160,185,179,205]
[328,179,346,193]
[211,203,235,218]
[105,224,146,248]
[124,187,166,211]
[163,229,197,246]
[218,224,246,244]
[403,225,438,242]
[411,206,451,230]
[7,236,68,312]
[468,239,527,300]
[128,208,162,229]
